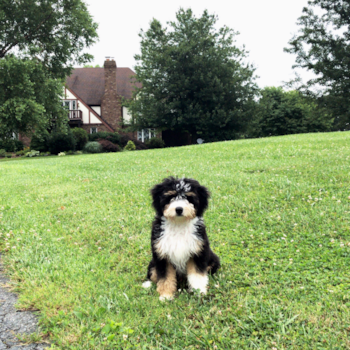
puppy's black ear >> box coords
[196,184,210,217]
[150,183,165,216]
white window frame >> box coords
[137,128,156,142]
[90,127,98,134]
[62,100,77,110]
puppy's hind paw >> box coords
[142,280,152,289]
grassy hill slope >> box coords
[0,132,350,349]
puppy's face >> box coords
[151,177,210,219]
[163,191,196,221]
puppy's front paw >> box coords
[187,273,208,295]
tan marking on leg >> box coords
[157,263,177,300]
[150,267,157,283]
[186,259,208,294]
[187,258,198,275]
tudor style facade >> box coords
[19,58,178,147]
[64,58,140,138]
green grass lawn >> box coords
[0,132,350,349]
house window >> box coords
[90,127,98,134]
[62,100,77,110]
[137,128,156,142]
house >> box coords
[64,57,155,141]
[18,57,151,147]
[18,57,185,147]
[65,58,189,146]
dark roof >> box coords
[66,67,141,105]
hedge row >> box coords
[29,129,165,155]
[0,139,24,152]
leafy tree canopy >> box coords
[285,0,350,130]
[0,0,98,78]
[250,87,333,137]
[127,8,258,142]
[0,55,67,139]
[0,0,98,138]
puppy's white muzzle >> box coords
[164,199,195,220]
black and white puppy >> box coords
[142,177,220,300]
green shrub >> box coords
[16,150,26,156]
[48,131,76,155]
[66,150,75,155]
[120,135,148,150]
[30,132,49,152]
[16,147,30,157]
[75,151,83,155]
[98,139,121,152]
[5,153,12,158]
[14,140,24,152]
[83,141,103,154]
[72,128,88,150]
[145,137,165,149]
[89,131,120,145]
[25,150,40,157]
[0,149,6,157]
[0,139,24,152]
[88,131,109,142]
[105,132,120,145]
[124,140,136,151]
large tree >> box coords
[0,0,98,138]
[0,56,67,139]
[285,0,350,130]
[128,9,258,142]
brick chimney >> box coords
[101,58,122,131]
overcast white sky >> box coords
[82,0,310,88]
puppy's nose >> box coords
[175,207,183,216]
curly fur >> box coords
[143,177,220,300]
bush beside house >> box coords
[145,137,165,149]
[84,141,103,153]
[72,128,89,150]
[88,131,120,145]
[124,140,136,151]
[0,139,24,152]
[48,131,76,155]
[30,132,50,152]
[6,129,154,159]
[97,139,121,152]
[119,135,148,150]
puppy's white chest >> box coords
[155,218,203,273]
